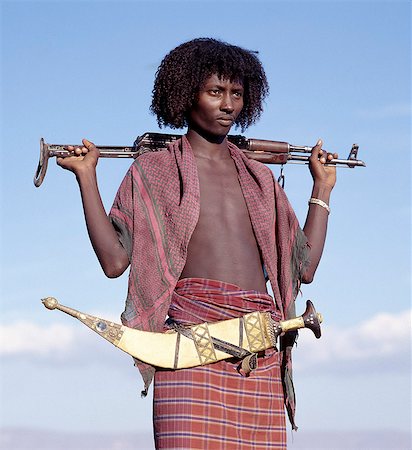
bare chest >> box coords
[180,157,266,291]
[196,158,249,226]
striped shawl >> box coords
[109,136,309,429]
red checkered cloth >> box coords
[153,278,286,449]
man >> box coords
[58,38,337,449]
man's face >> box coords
[188,74,244,138]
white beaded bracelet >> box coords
[308,197,331,214]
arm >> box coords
[57,139,130,278]
[301,139,337,284]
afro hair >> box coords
[150,38,269,131]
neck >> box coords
[186,128,231,160]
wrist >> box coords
[311,183,333,202]
[308,197,330,214]
[76,166,98,187]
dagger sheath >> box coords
[42,297,322,369]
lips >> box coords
[217,116,235,126]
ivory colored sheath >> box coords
[42,297,322,369]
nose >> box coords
[220,93,234,113]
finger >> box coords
[82,138,96,150]
[310,139,323,161]
[314,138,323,150]
[82,139,100,158]
[66,145,76,156]
[74,147,83,156]
[317,149,327,164]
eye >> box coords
[233,91,243,98]
[209,89,221,96]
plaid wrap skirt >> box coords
[153,278,286,449]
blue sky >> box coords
[1,1,410,448]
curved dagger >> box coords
[42,297,322,369]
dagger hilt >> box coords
[272,300,323,340]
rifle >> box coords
[34,132,365,187]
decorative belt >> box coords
[42,297,322,373]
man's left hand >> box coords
[308,139,338,189]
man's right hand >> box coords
[56,138,100,177]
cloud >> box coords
[0,309,128,367]
[0,321,75,356]
[1,310,410,375]
[293,309,411,374]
